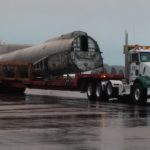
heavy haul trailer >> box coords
[0,30,105,94]
[0,31,123,100]
[0,63,124,99]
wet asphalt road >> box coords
[0,91,150,150]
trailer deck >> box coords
[0,61,124,93]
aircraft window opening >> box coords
[80,36,88,52]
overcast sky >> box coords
[0,0,150,65]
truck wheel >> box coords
[106,82,113,99]
[87,82,96,101]
[96,82,102,100]
[131,83,147,104]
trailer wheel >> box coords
[87,82,96,101]
[96,82,102,100]
[131,83,147,104]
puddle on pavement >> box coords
[0,92,149,149]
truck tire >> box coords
[87,82,96,101]
[106,81,119,100]
[131,83,147,104]
[96,82,102,100]
[106,81,113,100]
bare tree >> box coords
[103,67,107,73]
[119,69,124,75]
[111,67,117,74]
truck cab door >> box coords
[129,53,140,82]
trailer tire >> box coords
[96,82,102,101]
[131,83,147,104]
[87,82,96,101]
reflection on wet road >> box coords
[0,92,150,150]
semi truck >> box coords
[0,31,150,105]
[99,33,150,104]
[81,32,150,104]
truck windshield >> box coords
[140,52,150,62]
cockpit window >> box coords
[140,52,150,62]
